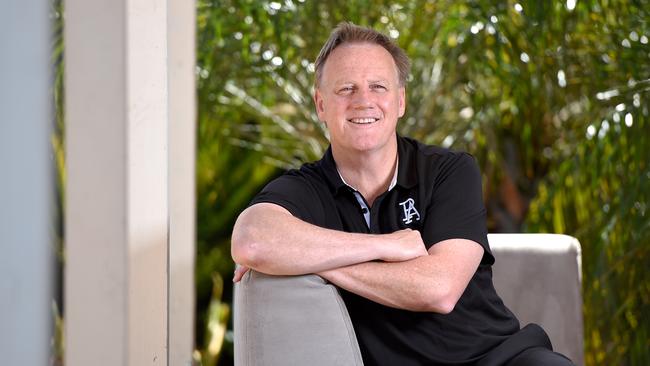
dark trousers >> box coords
[505,347,575,366]
[477,324,576,366]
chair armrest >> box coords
[234,270,364,366]
[489,233,584,366]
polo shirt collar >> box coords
[396,134,418,189]
[319,135,418,195]
[319,148,348,195]
[336,161,398,192]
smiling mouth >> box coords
[347,117,380,124]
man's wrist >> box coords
[317,268,336,282]
[365,233,389,262]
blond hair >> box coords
[314,22,411,88]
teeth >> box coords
[349,118,378,124]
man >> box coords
[231,22,574,366]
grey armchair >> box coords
[234,234,584,366]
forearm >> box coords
[319,239,484,313]
[231,203,425,275]
[319,257,453,313]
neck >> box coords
[332,138,398,207]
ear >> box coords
[398,86,406,118]
[314,88,326,123]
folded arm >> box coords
[231,202,428,276]
[232,203,483,313]
[318,238,484,313]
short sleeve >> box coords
[421,153,493,264]
[249,172,325,225]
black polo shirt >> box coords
[249,135,550,365]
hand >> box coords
[233,264,250,282]
[379,229,428,262]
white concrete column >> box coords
[168,0,197,365]
[65,0,169,365]
[0,1,52,365]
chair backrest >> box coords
[233,270,364,366]
[489,233,584,366]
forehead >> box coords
[321,43,399,85]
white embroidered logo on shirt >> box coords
[399,198,420,224]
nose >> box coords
[351,88,374,109]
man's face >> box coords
[314,43,405,155]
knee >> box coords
[507,347,576,366]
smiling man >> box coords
[231,23,574,366]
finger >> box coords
[233,266,244,282]
[233,267,243,282]
[233,265,250,282]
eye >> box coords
[337,86,354,95]
[371,84,387,91]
